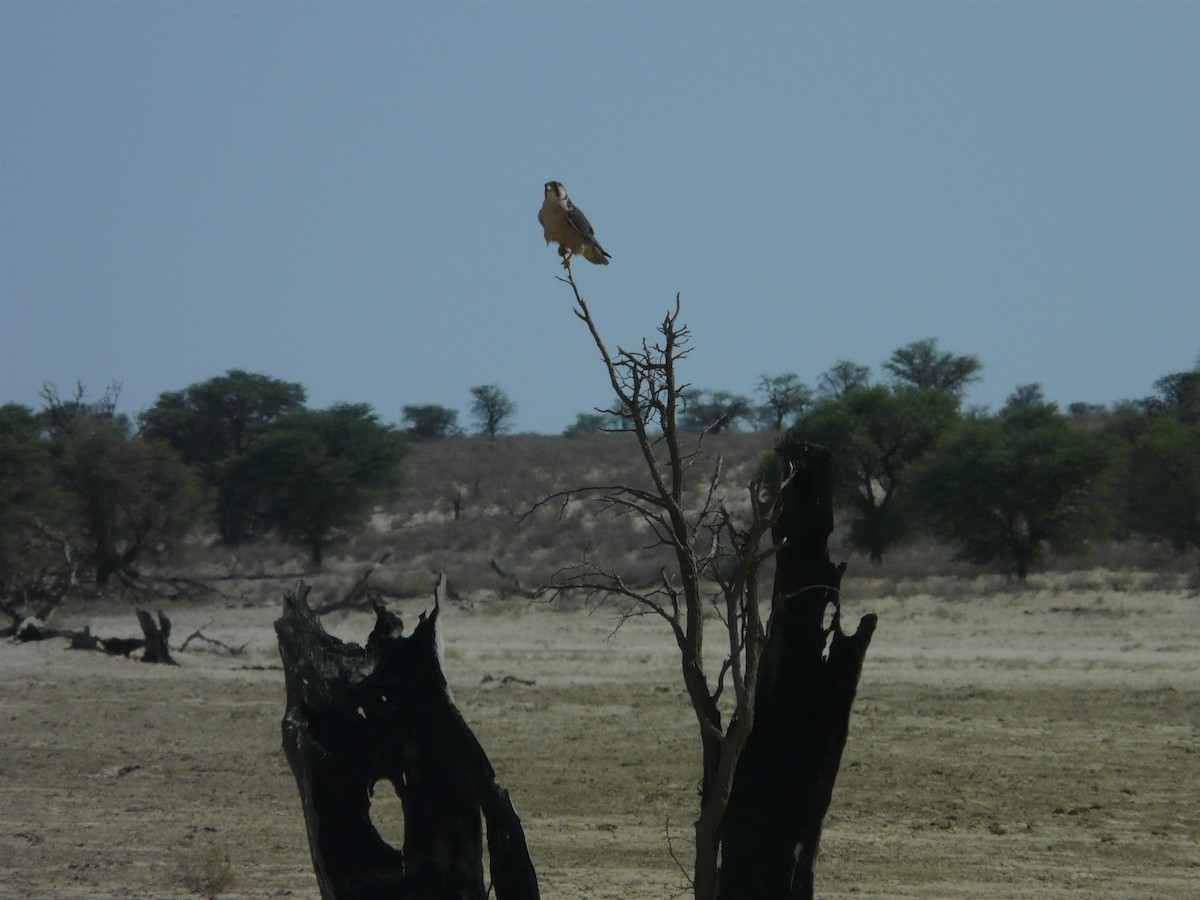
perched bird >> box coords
[538,181,611,265]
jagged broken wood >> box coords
[715,438,877,899]
[275,575,539,900]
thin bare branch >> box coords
[664,816,696,896]
[179,623,248,656]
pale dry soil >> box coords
[1,583,1197,898]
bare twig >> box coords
[312,552,394,615]
[664,816,695,896]
[179,622,248,656]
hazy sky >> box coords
[3,1,1197,434]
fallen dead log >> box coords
[275,575,539,900]
[66,626,144,658]
[12,610,176,664]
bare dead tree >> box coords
[533,260,876,899]
[529,260,798,899]
[0,519,77,638]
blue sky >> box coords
[3,1,1197,434]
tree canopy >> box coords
[883,338,982,396]
[817,360,871,399]
[140,370,306,543]
[1144,370,1200,424]
[911,395,1120,579]
[790,385,959,561]
[1123,416,1200,552]
[679,389,754,433]
[401,403,461,440]
[139,369,306,473]
[0,403,74,606]
[470,384,516,440]
[40,385,209,589]
[755,373,812,432]
[224,404,407,567]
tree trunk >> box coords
[714,439,877,899]
[136,609,177,665]
[275,576,539,900]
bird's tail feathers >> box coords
[582,242,611,266]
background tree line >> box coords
[3,345,1198,608]
[784,341,1200,579]
[559,338,1197,580]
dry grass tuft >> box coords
[172,842,235,898]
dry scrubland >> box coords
[2,433,1198,898]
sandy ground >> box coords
[1,581,1197,898]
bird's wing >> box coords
[564,201,597,240]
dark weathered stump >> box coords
[136,609,177,664]
[275,576,539,900]
[716,438,877,899]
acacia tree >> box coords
[911,391,1120,579]
[0,404,76,630]
[817,360,870,399]
[139,370,306,542]
[225,404,408,567]
[401,403,461,440]
[679,389,754,433]
[470,384,516,440]
[882,338,982,396]
[756,372,812,432]
[536,263,873,899]
[139,369,307,468]
[791,385,959,561]
[1123,417,1200,552]
[562,411,618,436]
[41,384,208,590]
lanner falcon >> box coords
[538,181,611,266]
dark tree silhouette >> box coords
[401,403,461,440]
[226,404,407,567]
[817,360,870,399]
[912,394,1119,579]
[756,373,813,432]
[470,385,516,440]
[882,338,982,396]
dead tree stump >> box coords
[275,576,539,900]
[715,438,877,899]
[136,609,177,665]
